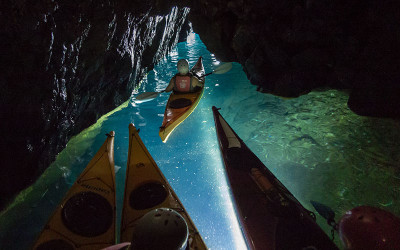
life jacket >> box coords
[173,74,193,92]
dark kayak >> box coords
[212,106,338,250]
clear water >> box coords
[1,33,400,250]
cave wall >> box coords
[2,0,400,210]
[0,0,189,209]
[189,0,400,118]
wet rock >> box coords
[348,85,400,118]
[189,0,400,118]
[2,0,400,211]
[0,0,190,209]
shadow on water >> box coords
[1,33,400,250]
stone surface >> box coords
[189,0,400,118]
[0,0,190,209]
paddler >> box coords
[312,201,400,250]
[338,206,400,250]
[130,208,190,250]
[164,58,203,93]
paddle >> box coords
[310,200,338,229]
[135,62,233,101]
[135,90,165,101]
[203,62,233,76]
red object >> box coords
[174,75,191,92]
[339,206,400,250]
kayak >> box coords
[120,124,207,249]
[159,57,205,142]
[212,107,338,250]
[32,132,116,250]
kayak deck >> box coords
[32,132,116,250]
[212,106,338,250]
[159,57,205,142]
[121,124,207,249]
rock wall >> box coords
[0,0,189,209]
[2,0,399,210]
[189,0,400,118]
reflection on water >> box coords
[1,33,400,250]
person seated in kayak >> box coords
[164,59,203,93]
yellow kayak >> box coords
[121,124,207,249]
[32,132,116,250]
[159,57,205,142]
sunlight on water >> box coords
[128,33,249,249]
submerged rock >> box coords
[289,134,321,147]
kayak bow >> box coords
[32,132,116,250]
[120,124,207,249]
[212,106,338,250]
[159,57,205,142]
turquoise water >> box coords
[2,33,400,250]
[0,33,247,250]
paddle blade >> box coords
[311,200,336,221]
[135,91,160,101]
[213,62,232,74]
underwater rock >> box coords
[289,134,321,147]
[0,0,190,210]
[189,0,400,118]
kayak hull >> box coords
[120,124,207,249]
[32,132,116,250]
[159,57,205,142]
[212,106,338,250]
